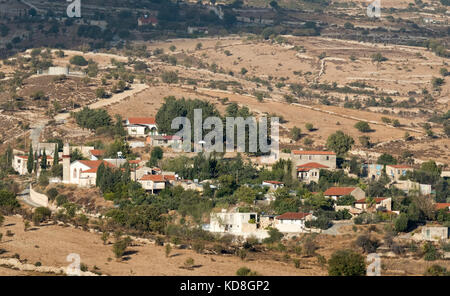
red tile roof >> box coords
[292,150,335,155]
[263,180,284,185]
[324,187,357,196]
[276,212,311,220]
[163,175,176,181]
[127,117,156,125]
[297,162,329,171]
[140,174,165,182]
[79,160,115,173]
[435,203,450,211]
[89,149,105,157]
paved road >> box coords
[16,187,42,208]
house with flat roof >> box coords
[291,150,336,169]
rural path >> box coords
[321,220,353,235]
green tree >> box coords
[377,153,397,165]
[394,213,409,232]
[27,144,34,174]
[354,121,371,133]
[70,55,88,66]
[328,250,366,276]
[291,126,302,141]
[148,147,164,167]
[326,131,354,156]
[234,186,257,204]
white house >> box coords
[296,162,329,183]
[209,210,258,234]
[274,212,315,233]
[68,160,116,187]
[12,154,54,175]
[262,180,284,190]
[137,174,169,194]
[126,117,158,137]
[150,135,183,150]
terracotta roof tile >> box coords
[324,187,357,196]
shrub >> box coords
[355,234,379,253]
[236,267,259,276]
[394,213,409,232]
[46,188,58,201]
[354,121,371,132]
[70,55,88,66]
[425,265,449,276]
[263,228,284,244]
[328,250,366,276]
[293,259,301,268]
[423,242,440,261]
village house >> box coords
[435,203,450,212]
[274,212,316,233]
[385,164,413,181]
[126,117,158,137]
[150,135,183,150]
[324,186,366,201]
[12,154,54,175]
[187,26,209,34]
[421,226,449,242]
[174,179,204,193]
[137,174,175,194]
[138,15,158,27]
[354,197,392,212]
[393,179,432,195]
[262,180,284,190]
[364,163,384,180]
[291,150,336,169]
[209,210,259,235]
[88,149,105,160]
[296,162,329,183]
[66,160,118,187]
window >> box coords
[73,168,77,178]
[326,156,329,160]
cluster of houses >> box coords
[10,113,447,238]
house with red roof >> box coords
[324,186,365,201]
[126,117,158,137]
[88,149,106,160]
[68,160,116,187]
[354,197,392,212]
[12,154,55,175]
[138,174,175,194]
[262,180,284,190]
[435,203,450,212]
[291,149,336,169]
[385,164,413,181]
[296,162,329,183]
[275,212,316,233]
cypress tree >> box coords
[27,144,34,174]
[40,149,47,170]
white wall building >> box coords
[126,117,158,137]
